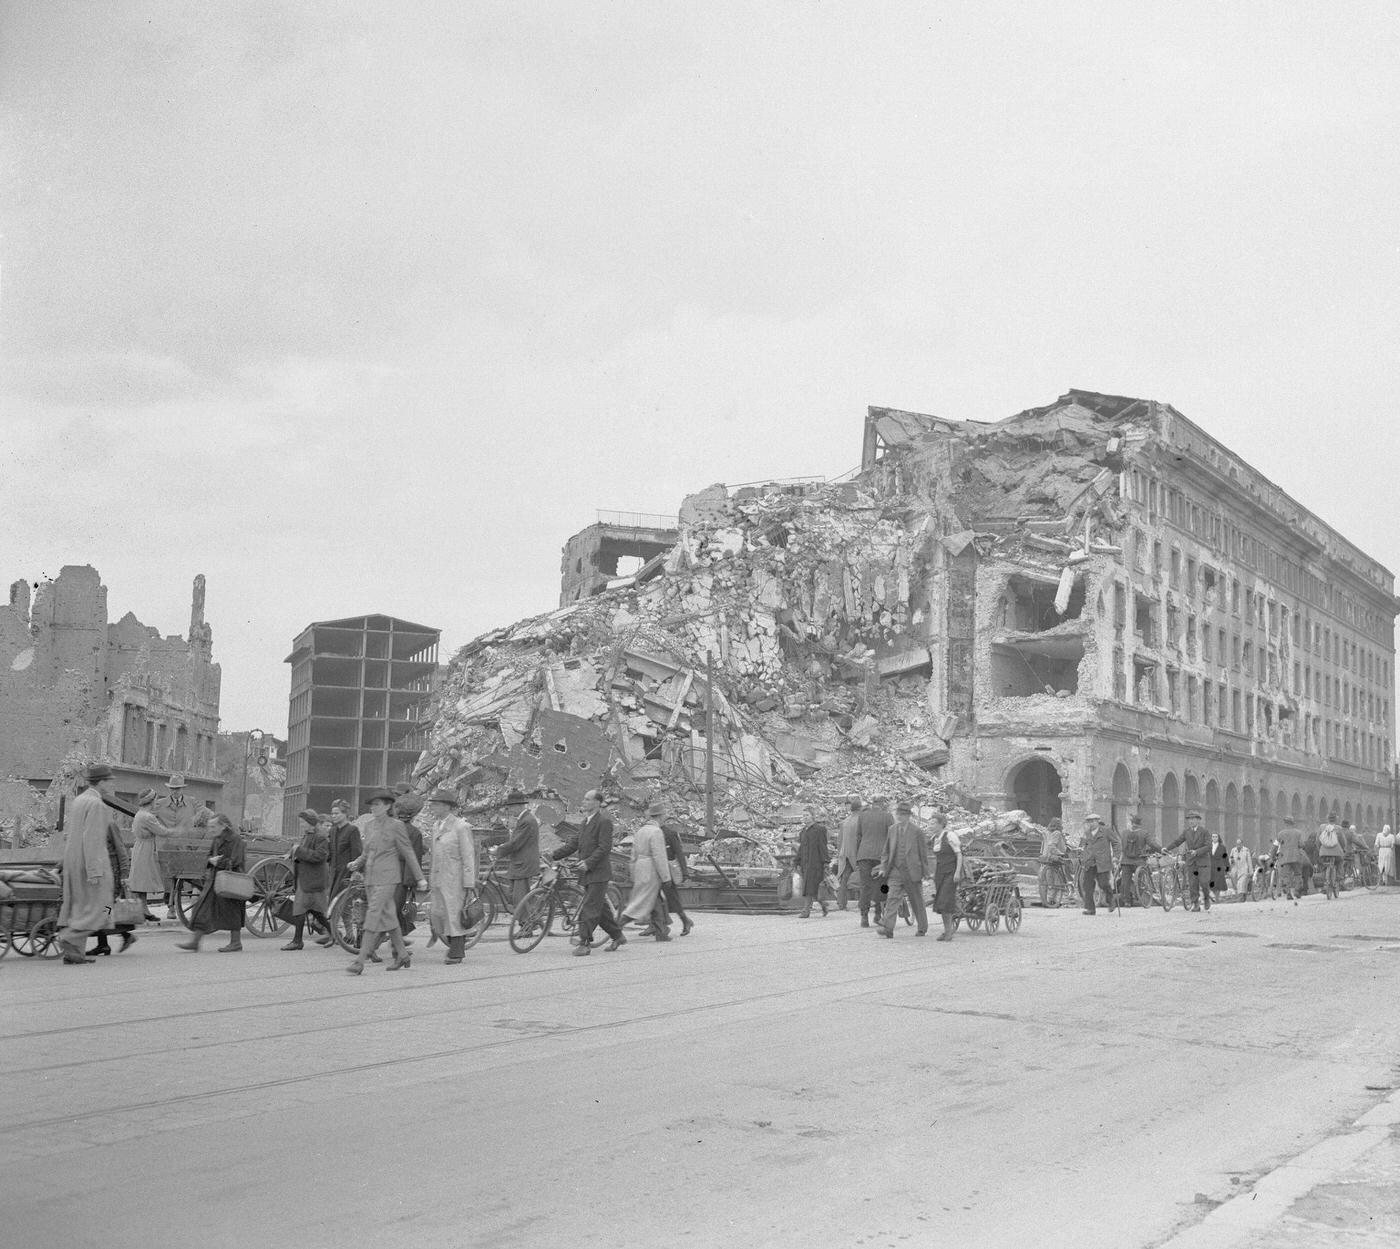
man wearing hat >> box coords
[56,763,119,963]
[1079,813,1121,915]
[552,789,626,955]
[1118,815,1161,908]
[1273,817,1305,902]
[875,801,929,937]
[425,789,477,964]
[127,788,170,922]
[1163,810,1214,910]
[495,790,540,910]
[153,772,197,918]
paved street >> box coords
[5,891,1399,1249]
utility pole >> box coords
[705,651,715,841]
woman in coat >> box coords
[1209,832,1231,902]
[929,813,962,941]
[282,809,332,950]
[1378,825,1396,886]
[88,811,138,956]
[425,789,476,964]
[176,814,247,952]
[621,800,671,940]
[794,811,830,918]
[127,788,168,922]
[345,790,427,974]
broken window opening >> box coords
[1134,599,1157,648]
[1133,658,1158,706]
[989,639,1082,697]
[1003,574,1085,631]
[638,734,664,761]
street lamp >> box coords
[238,729,265,833]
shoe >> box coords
[345,962,363,975]
[572,945,592,957]
[281,941,304,951]
[860,917,870,928]
[368,953,383,964]
[62,951,95,964]
[935,933,950,942]
[680,920,693,936]
[444,956,463,965]
[605,935,627,952]
[916,930,928,937]
[820,904,829,917]
[217,943,243,953]
[175,939,199,952]
[386,953,412,971]
[798,910,811,919]
[88,945,111,957]
[118,933,137,953]
[878,929,893,939]
[1081,909,1094,916]
[143,913,161,923]
[654,932,672,942]
[314,936,334,946]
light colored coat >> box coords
[127,809,169,893]
[428,814,477,937]
[622,821,668,920]
[58,787,115,937]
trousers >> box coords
[1081,864,1115,914]
[858,860,885,921]
[836,858,856,909]
[577,880,622,946]
[880,870,928,935]
[1119,862,1144,906]
[1185,862,1212,909]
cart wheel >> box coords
[0,925,11,959]
[963,911,983,932]
[174,877,204,929]
[246,858,294,938]
[508,889,553,953]
[983,902,1000,933]
[28,917,61,958]
[327,884,366,954]
[1003,894,1022,932]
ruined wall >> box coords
[0,566,221,784]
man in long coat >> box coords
[854,796,893,928]
[793,809,830,918]
[1119,815,1160,907]
[1163,809,1213,911]
[875,801,929,937]
[835,798,862,911]
[57,763,119,964]
[552,789,625,956]
[1079,813,1121,915]
[496,790,540,908]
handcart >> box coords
[157,833,299,937]
[0,864,65,958]
[953,860,1023,934]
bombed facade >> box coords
[417,391,1397,852]
[0,566,223,814]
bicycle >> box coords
[1037,854,1079,907]
[508,862,587,953]
[1144,852,1184,911]
[1318,856,1343,900]
[327,879,488,954]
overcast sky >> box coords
[3,1,1399,734]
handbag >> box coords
[273,894,296,924]
[213,870,256,901]
[108,896,144,926]
[460,890,485,930]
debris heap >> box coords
[416,480,955,846]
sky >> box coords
[3,1,1399,734]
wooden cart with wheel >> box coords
[0,864,65,958]
[157,833,298,937]
[952,861,1023,934]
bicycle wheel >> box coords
[508,888,553,953]
[1133,865,1157,908]
[327,884,367,953]
[1159,868,1179,912]
[1003,893,1022,932]
[555,885,586,934]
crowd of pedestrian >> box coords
[46,759,1398,969]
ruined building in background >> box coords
[282,615,440,834]
[415,391,1396,851]
[0,566,223,822]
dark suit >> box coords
[1119,828,1160,906]
[878,819,929,936]
[659,821,690,925]
[498,810,540,907]
[328,820,363,897]
[553,810,621,945]
[1080,823,1121,914]
[854,806,894,923]
[1163,823,1213,909]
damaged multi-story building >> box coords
[417,390,1396,852]
[0,566,223,813]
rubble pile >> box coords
[415,480,956,848]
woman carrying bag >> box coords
[425,789,476,965]
[176,814,248,953]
